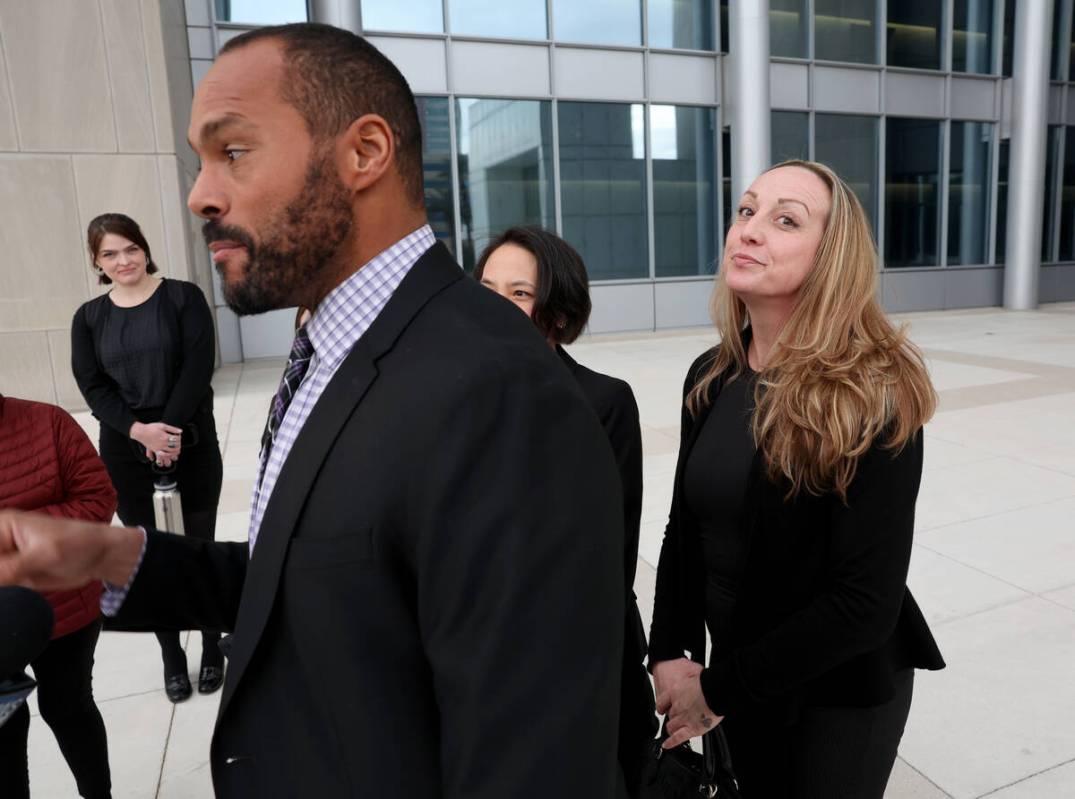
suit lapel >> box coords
[218,242,462,718]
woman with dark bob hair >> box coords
[475,226,658,796]
[649,161,945,796]
[71,213,225,704]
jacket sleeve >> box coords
[648,351,712,666]
[71,304,138,437]
[415,353,625,799]
[114,531,247,634]
[603,381,644,592]
[34,407,117,524]
[162,283,216,427]
[700,432,925,716]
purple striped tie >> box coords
[260,325,313,461]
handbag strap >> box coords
[701,727,739,797]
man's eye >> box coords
[224,148,247,162]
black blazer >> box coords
[117,243,628,798]
[557,347,658,774]
[649,346,944,724]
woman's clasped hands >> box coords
[129,420,183,468]
[653,657,724,749]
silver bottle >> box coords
[152,475,186,535]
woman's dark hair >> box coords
[86,213,158,285]
[474,227,592,345]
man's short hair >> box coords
[220,23,424,207]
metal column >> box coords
[727,0,771,200]
[1003,0,1053,310]
[308,0,362,31]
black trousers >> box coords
[0,620,111,799]
[722,669,914,798]
[99,414,224,675]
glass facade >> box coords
[815,0,877,63]
[652,106,718,277]
[1043,126,1061,261]
[815,114,879,232]
[771,0,808,59]
[771,111,809,163]
[1061,128,1075,262]
[996,139,1009,263]
[450,0,547,39]
[455,99,554,270]
[885,118,942,268]
[552,0,641,47]
[360,0,443,33]
[953,0,996,74]
[417,98,456,257]
[213,0,306,24]
[558,102,648,280]
[648,0,714,50]
[887,1,942,70]
[948,122,994,265]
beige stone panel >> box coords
[141,0,197,171]
[72,153,168,279]
[0,331,58,404]
[0,1,116,152]
[0,155,90,331]
[100,0,156,153]
[157,155,191,281]
[47,328,85,410]
[0,30,19,150]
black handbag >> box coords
[638,725,740,799]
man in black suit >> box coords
[0,24,626,798]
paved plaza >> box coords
[25,302,1075,798]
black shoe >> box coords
[198,665,224,695]
[165,671,192,703]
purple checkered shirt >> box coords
[101,224,435,614]
[247,224,436,553]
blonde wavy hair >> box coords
[687,160,936,501]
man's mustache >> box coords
[202,220,256,251]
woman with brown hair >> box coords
[648,161,944,796]
[70,213,224,703]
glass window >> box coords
[771,0,808,58]
[772,111,809,164]
[652,106,718,277]
[449,0,547,39]
[213,0,306,24]
[1043,126,1062,261]
[887,0,942,69]
[1051,0,1066,80]
[815,0,877,64]
[360,0,443,34]
[720,0,730,53]
[416,98,456,256]
[455,99,554,270]
[953,0,996,74]
[948,122,994,265]
[1070,3,1075,81]
[996,139,1009,263]
[1060,128,1075,262]
[552,0,641,46]
[558,102,649,280]
[1002,0,1015,76]
[722,128,733,233]
[885,118,942,268]
[648,0,714,50]
[815,114,879,232]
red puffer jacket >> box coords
[0,395,118,639]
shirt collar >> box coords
[305,224,436,367]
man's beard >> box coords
[203,150,353,316]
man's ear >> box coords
[338,113,395,193]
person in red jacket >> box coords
[0,393,116,799]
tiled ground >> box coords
[26,303,1075,798]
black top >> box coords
[71,279,216,435]
[684,369,756,659]
[650,343,944,723]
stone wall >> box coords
[0,0,212,409]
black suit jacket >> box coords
[649,346,944,724]
[556,347,658,781]
[118,243,627,798]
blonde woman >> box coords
[648,161,944,797]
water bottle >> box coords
[152,472,186,536]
